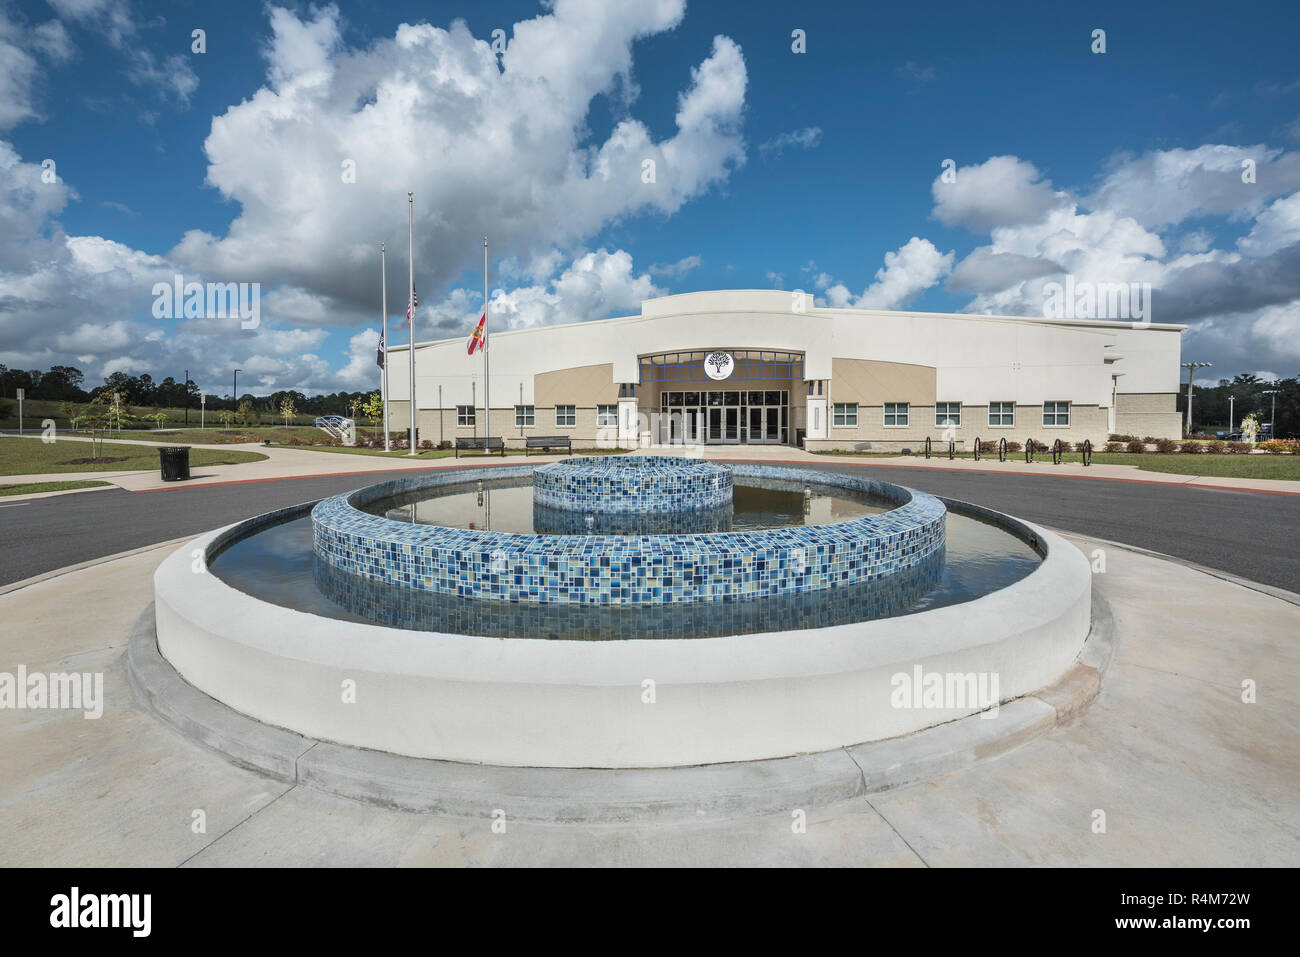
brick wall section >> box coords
[1115,393,1182,438]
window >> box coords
[555,405,575,427]
[515,405,535,427]
[833,402,858,427]
[1043,401,1070,427]
[456,405,475,427]
[597,404,618,427]
[988,402,1014,427]
[935,402,961,427]
[884,402,909,427]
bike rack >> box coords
[924,436,932,459]
[1082,438,1092,467]
[1025,438,1034,463]
[973,436,982,461]
[1052,438,1064,465]
[998,437,1007,462]
[948,438,956,460]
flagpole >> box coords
[483,235,490,445]
[407,192,418,456]
[381,241,389,453]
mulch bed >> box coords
[58,457,129,465]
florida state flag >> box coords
[466,312,487,355]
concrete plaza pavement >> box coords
[0,532,1295,866]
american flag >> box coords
[407,284,418,323]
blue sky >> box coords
[2,0,1299,396]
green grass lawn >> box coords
[0,436,268,475]
[0,398,326,431]
[102,426,320,445]
[0,479,112,497]
[1073,452,1300,479]
[811,447,1300,480]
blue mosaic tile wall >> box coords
[533,456,732,513]
[311,463,946,607]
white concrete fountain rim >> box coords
[152,490,1091,768]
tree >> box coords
[80,393,135,458]
[237,400,254,425]
[149,411,169,430]
[361,391,383,435]
[58,401,81,431]
[279,396,297,427]
[217,409,236,428]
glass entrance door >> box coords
[662,388,787,445]
[723,407,739,443]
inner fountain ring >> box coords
[310,464,947,606]
[533,455,732,513]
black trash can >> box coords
[159,446,191,481]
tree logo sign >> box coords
[704,351,735,381]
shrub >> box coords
[1185,432,1214,440]
[900,448,912,456]
[419,439,434,450]
[1178,441,1202,453]
[979,440,997,454]
[1154,439,1178,454]
[438,440,452,450]
[1259,439,1293,454]
[1125,439,1146,454]
[1227,441,1251,454]
[1142,436,1158,444]
[1104,441,1123,453]
[1108,433,1133,442]
[1004,441,1022,454]
[1205,440,1226,454]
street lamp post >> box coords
[1228,395,1234,436]
[1181,361,1212,435]
[233,369,241,420]
[184,368,189,425]
[1262,389,1279,440]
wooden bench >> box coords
[524,435,572,456]
[454,436,506,457]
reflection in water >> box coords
[212,511,1042,640]
[363,477,889,535]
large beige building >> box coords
[386,290,1185,451]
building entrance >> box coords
[660,390,789,445]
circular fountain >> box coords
[149,457,1093,771]
[310,460,945,607]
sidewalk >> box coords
[4,433,1299,496]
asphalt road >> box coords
[2,463,1297,593]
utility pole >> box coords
[1181,361,1211,435]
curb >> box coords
[0,536,196,598]
[125,590,1117,823]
